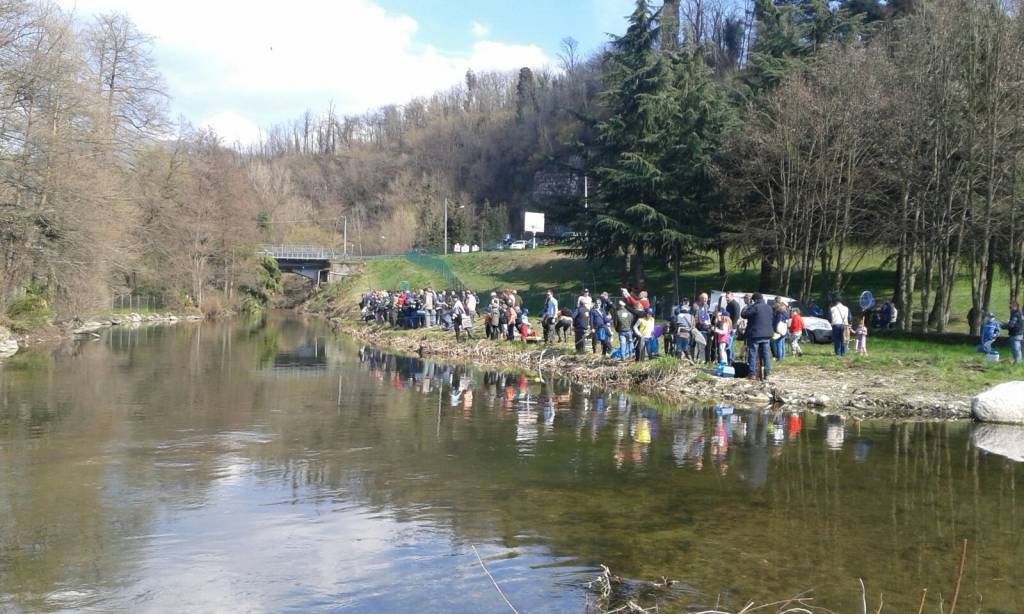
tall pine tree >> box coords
[583,0,671,288]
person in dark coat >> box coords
[573,306,590,353]
[741,293,773,381]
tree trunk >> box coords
[634,243,646,289]
[673,244,681,306]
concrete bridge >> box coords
[258,245,369,284]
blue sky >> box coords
[60,0,636,144]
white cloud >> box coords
[200,112,263,147]
[59,0,552,144]
[470,21,490,38]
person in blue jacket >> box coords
[977,313,1001,355]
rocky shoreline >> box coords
[68,312,203,336]
[329,318,972,421]
[0,313,203,359]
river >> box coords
[0,316,1021,612]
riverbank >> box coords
[0,312,204,358]
[327,318,973,420]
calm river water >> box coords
[0,317,1021,612]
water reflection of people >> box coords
[516,407,539,456]
[711,416,730,475]
[787,413,802,439]
[672,410,705,468]
[825,415,846,451]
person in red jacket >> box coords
[788,308,805,357]
[622,288,650,311]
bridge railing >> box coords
[258,245,403,260]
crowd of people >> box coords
[360,287,1024,373]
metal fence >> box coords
[112,294,164,313]
[404,251,468,292]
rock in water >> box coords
[0,326,18,358]
[971,381,1024,424]
[971,423,1024,462]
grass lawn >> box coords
[772,334,1021,394]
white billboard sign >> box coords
[524,211,545,234]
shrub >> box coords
[6,292,53,332]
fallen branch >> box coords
[949,538,968,614]
[471,544,519,614]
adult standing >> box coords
[590,304,606,354]
[614,300,634,360]
[542,290,559,344]
[423,288,435,327]
[452,297,469,341]
[675,303,694,359]
[771,299,790,361]
[741,293,773,381]
[692,293,713,363]
[573,305,590,353]
[725,293,743,363]
[623,288,651,311]
[506,304,519,341]
[1004,301,1022,364]
[829,296,851,356]
[578,289,594,311]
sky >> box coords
[58,0,636,144]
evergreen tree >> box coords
[658,46,733,301]
[582,0,670,288]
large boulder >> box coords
[971,424,1024,462]
[0,325,18,358]
[971,381,1024,424]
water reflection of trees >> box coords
[0,321,1021,612]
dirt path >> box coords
[329,319,971,421]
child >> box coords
[855,317,868,356]
[978,313,1001,355]
[713,314,733,365]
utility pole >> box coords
[444,197,449,255]
[584,175,589,210]
[343,216,348,257]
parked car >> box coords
[708,291,832,344]
[509,240,528,250]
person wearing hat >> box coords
[578,288,593,311]
[632,308,656,362]
[978,312,1001,356]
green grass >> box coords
[362,259,449,291]
[774,334,1021,393]
[5,293,53,333]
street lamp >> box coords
[336,215,348,257]
[443,198,465,255]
